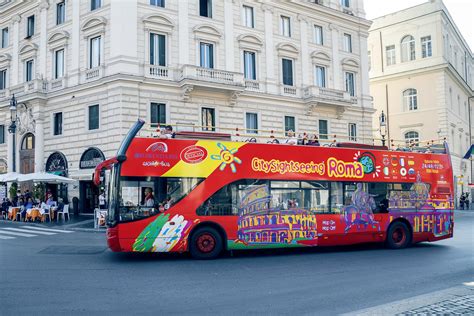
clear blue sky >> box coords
[364,0,474,51]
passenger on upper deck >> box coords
[285,130,298,145]
[159,125,175,139]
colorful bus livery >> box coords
[101,120,454,259]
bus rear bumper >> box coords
[107,227,122,252]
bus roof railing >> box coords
[137,122,448,154]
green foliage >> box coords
[9,183,17,200]
[33,183,45,202]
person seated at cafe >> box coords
[46,193,56,207]
[1,198,12,219]
[21,197,34,219]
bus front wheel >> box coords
[386,221,412,249]
[189,227,223,259]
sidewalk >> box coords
[345,284,474,315]
[2,213,106,232]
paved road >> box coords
[1,211,473,315]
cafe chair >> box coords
[42,205,51,222]
[57,204,70,222]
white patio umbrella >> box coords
[0,172,22,182]
[18,172,76,184]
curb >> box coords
[0,219,106,233]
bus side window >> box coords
[330,182,344,214]
[196,183,239,216]
[369,182,389,213]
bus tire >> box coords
[386,221,412,249]
[189,226,223,259]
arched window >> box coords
[404,131,419,146]
[403,89,417,111]
[21,133,35,150]
[401,35,415,62]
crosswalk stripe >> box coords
[0,230,36,237]
[20,226,74,233]
[0,235,15,240]
[3,228,57,235]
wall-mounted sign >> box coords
[80,147,105,169]
[45,152,68,176]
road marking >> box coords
[3,228,57,235]
[0,235,15,240]
[20,226,74,233]
[0,230,37,237]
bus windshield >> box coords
[116,176,204,222]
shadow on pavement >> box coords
[105,241,449,262]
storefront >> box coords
[79,147,105,213]
[45,152,69,202]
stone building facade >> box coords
[0,0,372,211]
[368,0,474,202]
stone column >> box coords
[224,0,234,72]
[38,1,49,79]
[7,130,13,173]
[298,14,310,87]
[11,15,20,86]
[262,4,276,93]
[109,0,138,75]
[34,117,44,172]
[69,0,80,85]
[359,31,371,107]
[178,0,189,65]
[329,23,341,90]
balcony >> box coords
[281,85,299,97]
[145,65,174,80]
[49,78,66,91]
[178,65,244,88]
[177,65,245,103]
[303,86,352,105]
[0,79,48,101]
[81,66,104,83]
[245,79,261,92]
[303,86,355,115]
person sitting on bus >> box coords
[159,125,175,139]
[143,188,155,207]
[306,134,320,146]
[285,130,298,145]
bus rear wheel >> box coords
[386,221,411,249]
[190,227,223,259]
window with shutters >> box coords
[150,33,166,66]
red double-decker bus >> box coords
[95,120,454,259]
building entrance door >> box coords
[20,133,35,194]
[79,181,99,213]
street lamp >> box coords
[8,94,17,172]
[379,110,387,147]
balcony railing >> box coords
[245,79,260,91]
[85,67,101,80]
[50,78,65,90]
[147,65,171,79]
[178,65,244,86]
[282,85,297,96]
[303,86,351,103]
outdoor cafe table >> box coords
[8,207,21,221]
[26,208,43,222]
